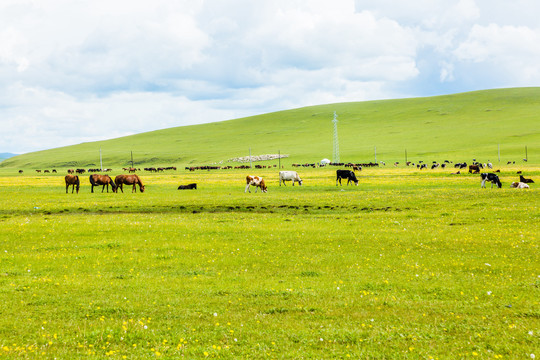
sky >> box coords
[2,0,540,154]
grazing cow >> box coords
[511,182,530,189]
[18,170,23,174]
[336,170,358,186]
[481,173,502,188]
[245,175,267,193]
[469,164,481,174]
[487,163,493,169]
[178,183,197,190]
[519,175,534,184]
[279,171,303,186]
[65,175,80,194]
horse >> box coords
[65,175,80,194]
[89,174,117,193]
[115,174,145,193]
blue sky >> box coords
[2,0,540,153]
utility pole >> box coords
[249,147,252,169]
[99,147,103,171]
[333,112,340,163]
[131,151,134,168]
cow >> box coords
[511,182,530,189]
[279,171,303,186]
[481,173,502,188]
[336,170,358,186]
[178,183,197,190]
[469,164,481,174]
[245,175,267,193]
[519,175,534,184]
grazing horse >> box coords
[89,174,117,193]
[481,173,502,188]
[115,174,145,193]
[65,175,80,194]
[245,175,267,193]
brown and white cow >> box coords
[511,182,530,189]
[245,175,267,193]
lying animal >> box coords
[519,175,534,184]
[511,182,529,189]
[178,183,197,190]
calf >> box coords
[245,175,267,193]
[178,183,197,190]
[481,173,502,188]
[519,175,534,184]
[511,182,530,189]
[279,171,303,186]
[336,170,358,186]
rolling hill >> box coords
[2,87,539,170]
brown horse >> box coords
[89,174,117,193]
[115,174,145,193]
[65,175,80,194]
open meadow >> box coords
[0,165,538,359]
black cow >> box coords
[178,183,197,190]
[519,175,534,184]
[336,170,358,186]
[481,173,502,188]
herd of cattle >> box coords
[61,166,534,194]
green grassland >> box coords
[0,167,538,359]
[1,87,539,171]
[0,88,538,358]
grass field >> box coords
[2,87,539,170]
[0,166,538,359]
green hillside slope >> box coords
[2,87,539,169]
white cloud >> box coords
[454,24,540,83]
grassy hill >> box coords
[2,87,539,170]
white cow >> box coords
[511,182,530,189]
[279,171,303,186]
